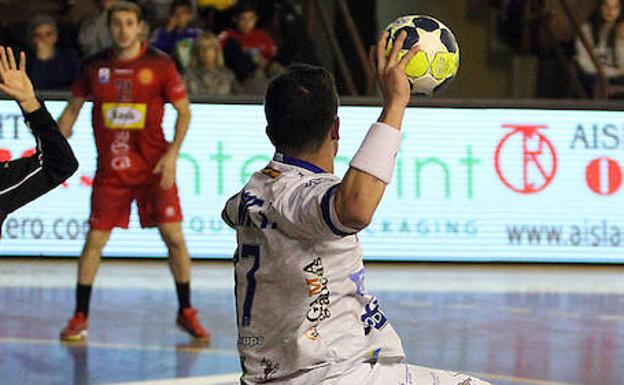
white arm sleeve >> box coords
[222,192,241,229]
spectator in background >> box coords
[219,2,282,94]
[26,15,80,90]
[197,0,238,33]
[78,0,118,56]
[184,31,238,95]
[151,0,202,71]
[576,0,624,95]
[136,0,174,29]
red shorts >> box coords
[89,181,183,230]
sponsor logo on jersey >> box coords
[349,268,367,296]
[102,103,147,130]
[367,348,381,364]
[304,326,319,341]
[361,297,388,336]
[238,336,265,347]
[110,131,132,170]
[137,68,154,85]
[303,258,331,322]
[114,68,133,75]
[260,358,280,380]
[98,67,110,84]
[261,167,281,179]
[165,206,176,218]
[303,178,324,188]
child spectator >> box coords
[150,0,202,70]
[184,31,239,95]
[78,0,118,56]
[26,15,80,90]
[576,0,624,95]
[219,2,282,94]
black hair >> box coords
[265,64,339,154]
[170,0,193,15]
[233,1,258,16]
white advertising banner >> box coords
[0,100,623,262]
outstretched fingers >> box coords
[375,31,389,73]
[7,47,17,71]
[19,51,26,72]
[398,45,420,69]
[387,30,406,67]
[0,46,9,75]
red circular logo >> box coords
[495,125,558,194]
[586,157,622,196]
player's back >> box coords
[223,155,405,384]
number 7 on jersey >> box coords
[236,244,260,327]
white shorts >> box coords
[333,363,493,385]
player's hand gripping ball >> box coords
[385,15,460,96]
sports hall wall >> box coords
[1,96,623,263]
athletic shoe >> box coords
[177,308,210,341]
[60,312,88,342]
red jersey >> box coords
[72,44,187,186]
[219,29,277,62]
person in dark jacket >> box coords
[0,46,79,231]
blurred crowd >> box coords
[0,0,320,96]
[497,0,624,98]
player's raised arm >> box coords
[0,46,78,216]
[334,31,418,230]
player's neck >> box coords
[289,147,334,174]
[114,41,143,61]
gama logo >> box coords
[102,103,147,130]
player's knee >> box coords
[162,231,186,252]
[85,230,110,251]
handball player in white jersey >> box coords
[222,31,493,385]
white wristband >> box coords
[349,122,402,184]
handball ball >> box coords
[385,15,460,96]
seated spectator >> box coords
[150,0,202,70]
[576,0,624,95]
[184,31,239,95]
[219,2,283,94]
[26,15,80,90]
[78,0,118,56]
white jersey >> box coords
[222,153,405,385]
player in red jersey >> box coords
[57,1,209,342]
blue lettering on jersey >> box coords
[361,297,388,335]
[258,211,277,229]
[349,268,367,296]
[238,191,265,227]
[304,178,324,188]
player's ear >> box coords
[330,117,340,141]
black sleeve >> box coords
[0,104,79,217]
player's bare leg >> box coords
[60,229,111,342]
[159,222,210,341]
[159,222,190,282]
[78,229,111,284]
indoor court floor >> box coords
[1,259,623,385]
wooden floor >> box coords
[2,259,624,385]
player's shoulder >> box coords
[260,162,338,200]
[144,45,176,64]
[252,29,273,40]
[81,49,111,68]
